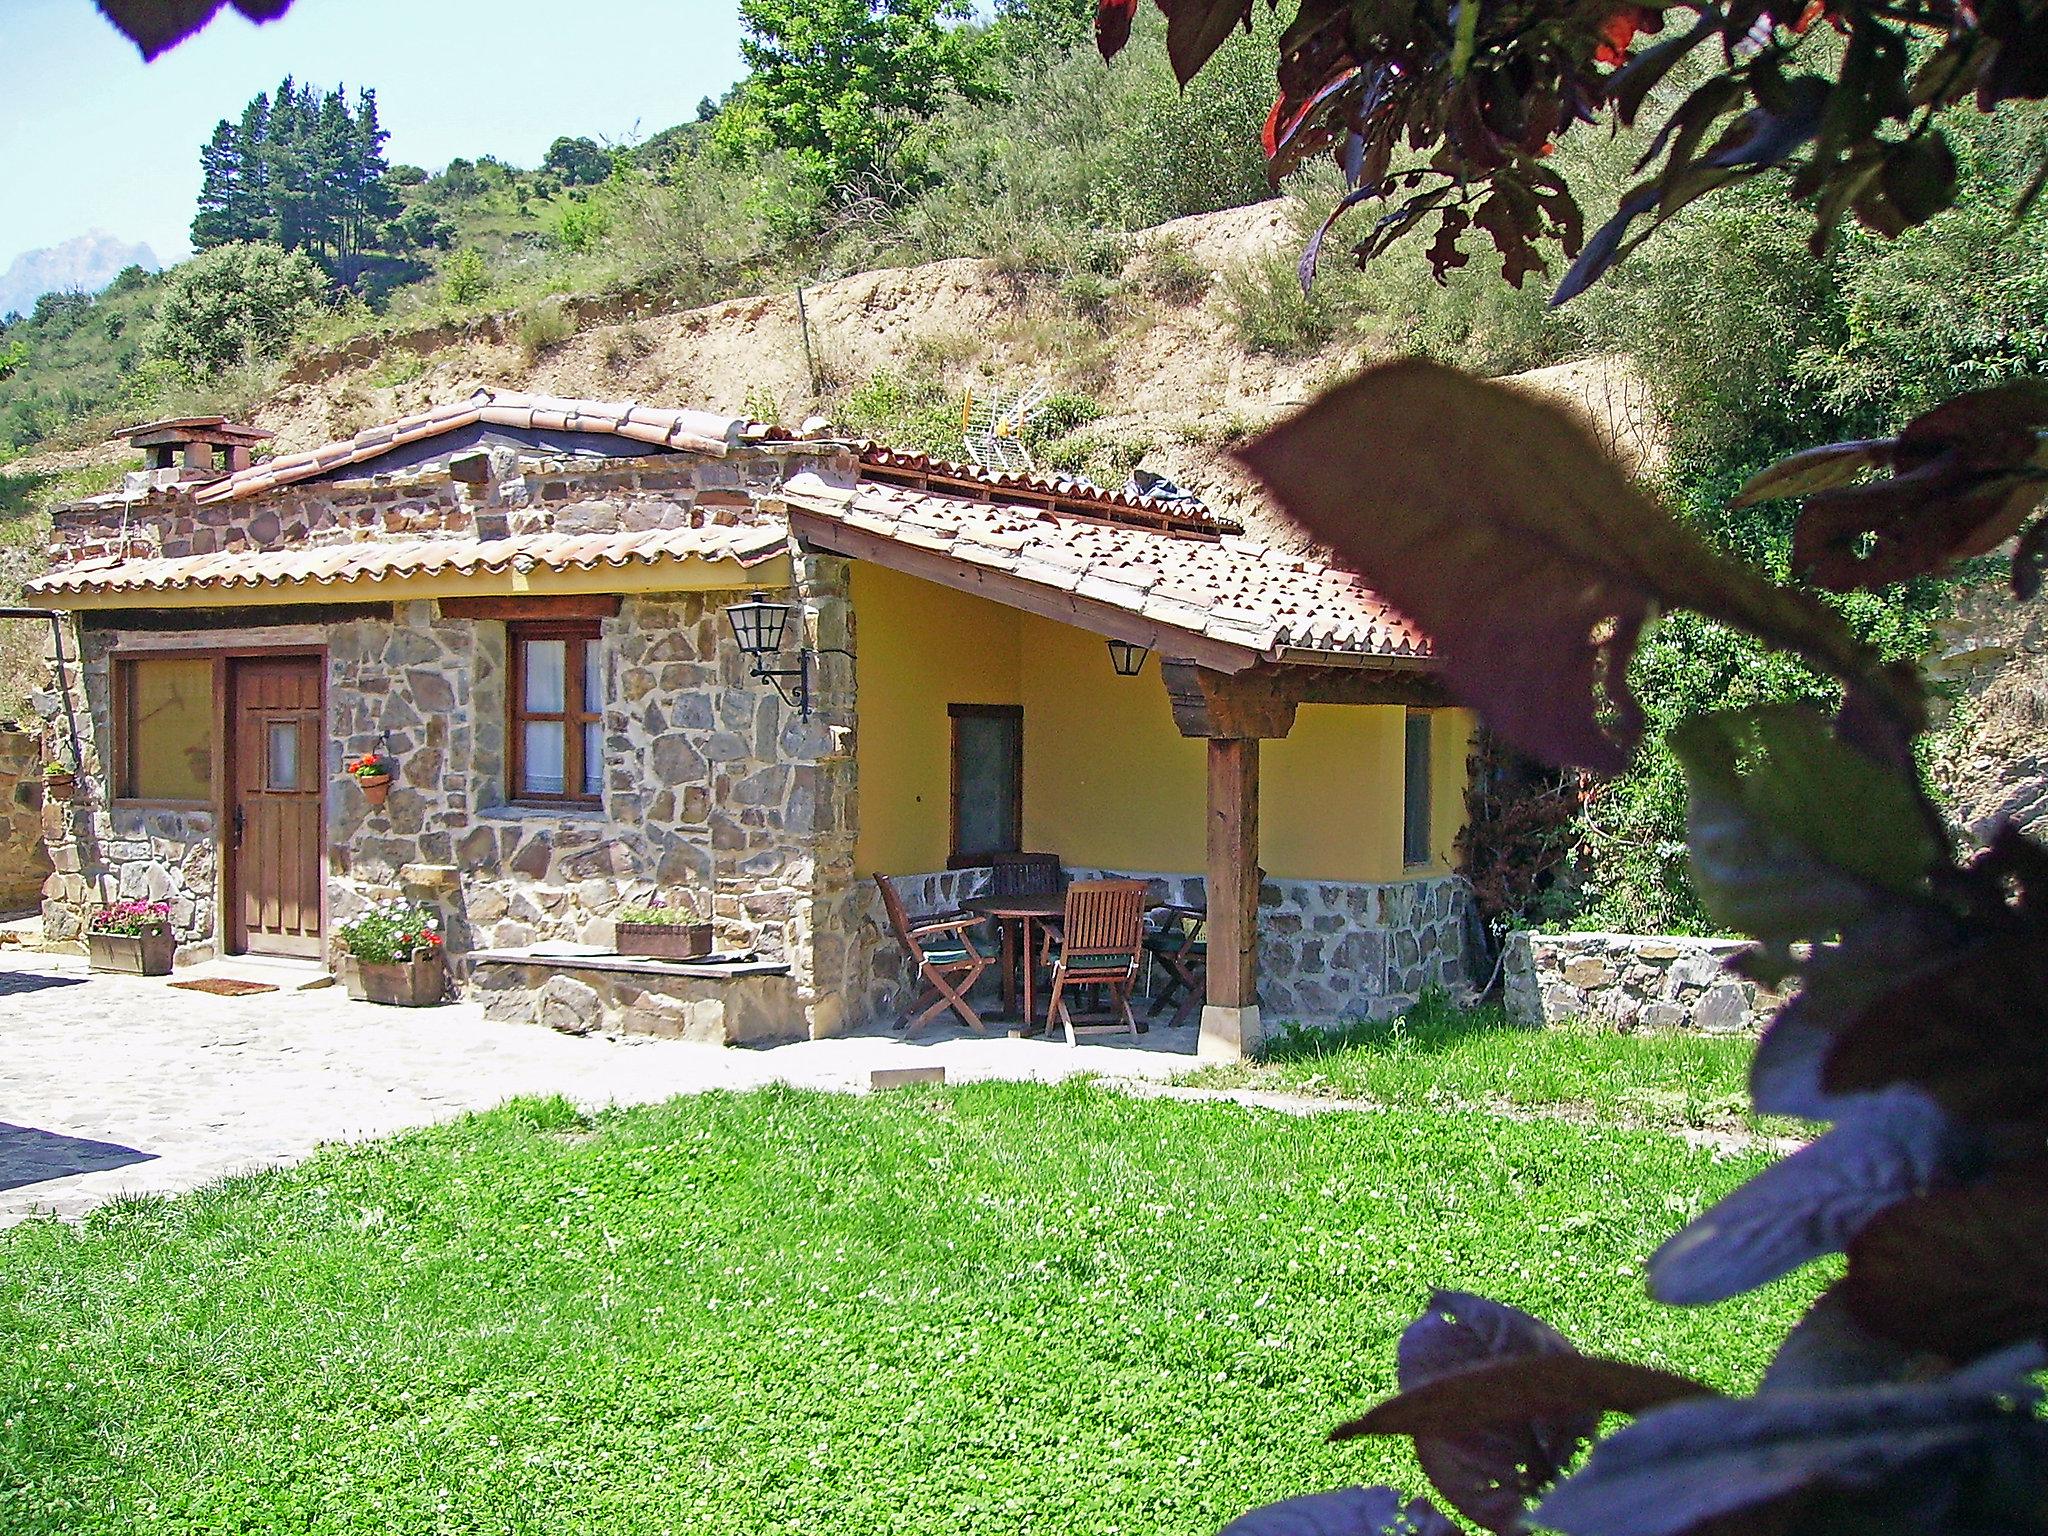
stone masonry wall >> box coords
[37,443,860,1038]
[0,728,55,913]
[854,866,1474,1028]
[1502,931,1784,1033]
[45,440,851,573]
[35,627,219,957]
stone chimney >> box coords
[116,416,274,488]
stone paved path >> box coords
[0,950,1198,1225]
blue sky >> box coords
[1,0,747,266]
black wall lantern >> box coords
[1107,638,1150,677]
[724,591,852,719]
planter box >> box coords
[88,925,174,976]
[615,921,714,961]
[356,953,446,1007]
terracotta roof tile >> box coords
[25,523,788,600]
[854,445,1240,536]
[190,391,757,506]
[782,475,1431,665]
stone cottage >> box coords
[24,391,1476,1057]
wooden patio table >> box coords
[960,892,1066,1032]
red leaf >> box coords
[1791,381,2048,590]
[1336,1354,1717,1441]
[1156,0,1257,86]
[1822,930,2048,1124]
[1732,439,1894,508]
[95,0,293,60]
[1236,360,1875,772]
[1841,1168,2048,1356]
[1095,0,1141,59]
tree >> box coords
[542,135,612,187]
[189,78,401,289]
[720,0,1004,195]
[145,241,324,377]
[1093,3,2048,1533]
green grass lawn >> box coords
[1184,998,1790,1137]
[0,1081,1813,1535]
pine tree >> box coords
[189,78,407,290]
[190,120,243,249]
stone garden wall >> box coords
[1502,931,1783,1033]
[854,865,1475,1029]
[0,728,54,913]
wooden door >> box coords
[228,657,324,957]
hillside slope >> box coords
[0,198,1658,719]
[229,202,1655,540]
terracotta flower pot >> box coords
[615,921,715,961]
[44,772,76,804]
[88,924,175,976]
[357,952,445,1006]
[355,772,392,807]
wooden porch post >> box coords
[1202,736,1262,1061]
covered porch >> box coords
[786,471,1477,1056]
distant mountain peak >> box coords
[0,233,161,320]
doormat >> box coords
[168,977,279,997]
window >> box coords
[949,704,1021,867]
[117,656,214,802]
[509,623,604,803]
[1403,709,1433,867]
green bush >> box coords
[439,247,492,307]
[144,241,326,379]
[1220,250,1337,356]
[1134,238,1210,305]
[517,301,575,363]
[833,368,961,455]
[553,200,611,254]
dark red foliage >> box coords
[95,0,292,60]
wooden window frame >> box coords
[948,703,1023,869]
[1403,708,1434,868]
[508,620,605,807]
[113,652,217,808]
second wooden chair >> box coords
[1043,879,1150,1046]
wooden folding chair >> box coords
[990,852,1064,897]
[1044,879,1149,1046]
[992,851,1066,963]
[875,874,992,1033]
[1144,905,1207,1028]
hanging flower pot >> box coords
[345,752,396,808]
[43,763,77,803]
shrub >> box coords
[517,301,575,363]
[1219,250,1337,356]
[1134,238,1209,305]
[440,247,491,307]
[553,200,611,254]
[1024,391,1101,444]
[144,242,325,378]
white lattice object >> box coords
[961,382,1049,473]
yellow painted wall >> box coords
[1016,613,1208,871]
[851,562,1476,884]
[1429,707,1479,876]
[1265,703,1409,881]
[852,562,1021,875]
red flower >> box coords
[1787,0,1846,33]
[1595,5,1663,66]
